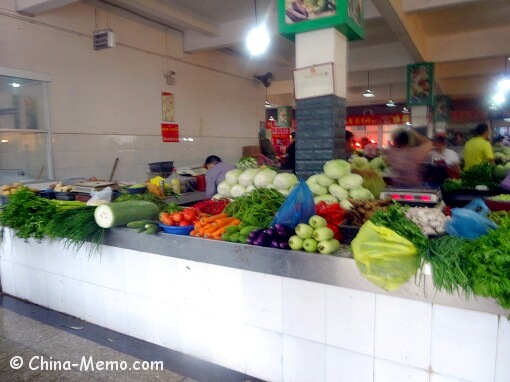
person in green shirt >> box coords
[463,122,494,169]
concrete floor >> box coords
[0,307,197,381]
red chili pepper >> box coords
[316,201,328,215]
[327,223,342,241]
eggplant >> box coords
[264,228,276,237]
[248,229,263,240]
[274,223,290,237]
[279,242,290,250]
[254,231,271,247]
[271,240,280,249]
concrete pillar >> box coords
[294,28,348,178]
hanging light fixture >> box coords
[402,106,410,114]
[363,71,375,97]
[246,0,270,56]
[386,84,396,107]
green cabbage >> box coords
[339,173,364,190]
[323,159,351,179]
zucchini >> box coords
[238,234,248,243]
[143,225,159,235]
[224,225,240,235]
[228,232,240,242]
[94,201,160,228]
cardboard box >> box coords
[242,145,260,157]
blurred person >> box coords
[344,130,354,160]
[361,137,378,159]
[283,132,296,171]
[427,134,461,181]
[204,155,235,198]
[383,128,433,187]
[463,122,494,169]
[259,137,277,166]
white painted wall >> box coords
[0,2,265,181]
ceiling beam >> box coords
[15,0,79,15]
[402,0,480,13]
[105,0,220,37]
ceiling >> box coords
[16,0,510,109]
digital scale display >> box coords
[380,187,441,204]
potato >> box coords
[12,182,21,188]
[3,190,11,196]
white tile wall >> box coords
[152,301,181,352]
[210,319,245,374]
[43,240,64,274]
[178,259,211,313]
[0,229,13,261]
[326,346,374,382]
[124,249,151,298]
[282,277,326,343]
[98,246,126,292]
[10,237,28,265]
[326,286,376,356]
[244,324,283,382]
[283,335,325,382]
[375,294,432,369]
[243,270,282,332]
[209,265,243,324]
[45,272,66,313]
[27,267,47,307]
[149,253,182,305]
[62,277,84,318]
[496,315,510,382]
[82,282,106,327]
[374,359,429,382]
[25,241,45,270]
[103,288,128,334]
[125,294,154,343]
[0,259,15,295]
[59,247,83,280]
[430,373,470,382]
[180,307,212,362]
[12,262,30,300]
[431,305,498,382]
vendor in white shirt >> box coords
[428,135,461,178]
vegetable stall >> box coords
[0,156,509,382]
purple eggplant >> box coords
[249,229,263,240]
[271,240,281,249]
[279,242,290,250]
[274,224,290,237]
[264,228,276,237]
[254,231,271,247]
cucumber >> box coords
[143,225,159,235]
[126,220,159,229]
[228,232,240,242]
[240,226,260,236]
[94,201,160,228]
[224,225,240,235]
[221,232,231,241]
[238,234,248,243]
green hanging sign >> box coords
[278,0,364,41]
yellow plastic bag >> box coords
[351,221,420,291]
[149,176,169,190]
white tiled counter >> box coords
[1,227,509,382]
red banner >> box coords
[346,114,410,126]
[449,110,487,123]
[271,127,291,157]
[161,123,179,142]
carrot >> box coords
[212,217,237,227]
[211,225,228,238]
[194,221,204,229]
[201,213,227,224]
[190,229,198,236]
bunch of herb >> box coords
[114,192,169,211]
[370,202,428,257]
[463,222,510,308]
[488,210,510,227]
[424,236,473,296]
[44,206,105,256]
[460,162,498,189]
[224,188,286,228]
[0,187,58,240]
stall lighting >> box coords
[386,84,396,107]
[493,92,506,106]
[402,106,410,114]
[498,78,510,91]
[1,140,8,143]
[363,71,375,97]
[246,0,270,56]
[406,121,412,126]
[10,83,20,88]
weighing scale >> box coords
[176,165,207,176]
[72,181,118,194]
[379,186,442,206]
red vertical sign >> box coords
[161,123,179,142]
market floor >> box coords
[0,295,262,382]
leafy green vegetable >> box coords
[370,202,428,256]
[0,187,58,240]
[460,162,499,189]
[442,178,463,192]
[114,192,169,211]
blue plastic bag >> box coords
[445,198,497,239]
[271,179,315,229]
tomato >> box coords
[182,208,196,222]
[159,212,174,226]
[179,220,192,226]
[171,212,184,222]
